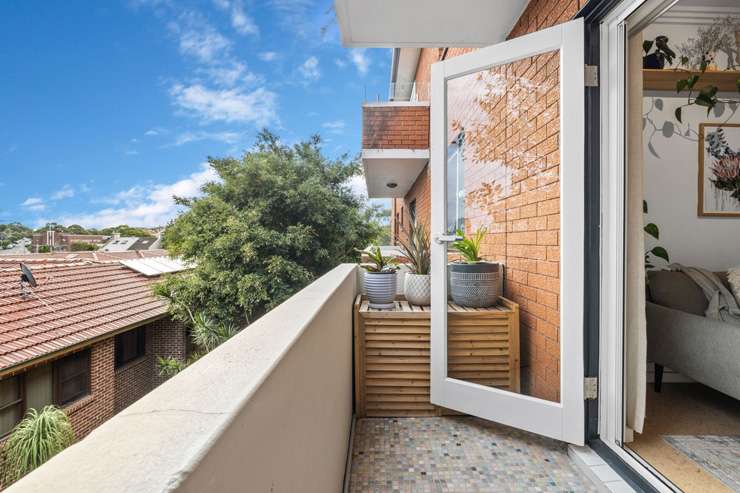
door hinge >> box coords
[584,377,598,400]
[584,65,599,87]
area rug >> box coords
[664,435,740,491]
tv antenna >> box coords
[19,263,55,312]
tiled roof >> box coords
[0,261,169,373]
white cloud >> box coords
[334,58,347,69]
[170,83,277,126]
[199,61,258,87]
[345,175,367,199]
[145,128,163,136]
[54,163,218,228]
[172,131,241,146]
[258,51,278,62]
[299,56,320,82]
[125,150,139,156]
[22,197,46,212]
[51,185,75,200]
[171,12,231,64]
[231,2,258,36]
[212,0,230,9]
[322,120,345,134]
[349,49,370,76]
[130,138,139,143]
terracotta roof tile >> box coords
[0,261,169,372]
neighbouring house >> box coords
[0,256,189,442]
[0,240,31,256]
[31,232,109,253]
[99,234,162,253]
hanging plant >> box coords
[643,201,669,270]
[674,57,740,123]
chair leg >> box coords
[654,364,664,393]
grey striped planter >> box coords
[449,262,500,308]
[364,271,397,309]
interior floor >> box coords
[626,383,740,493]
[348,416,598,492]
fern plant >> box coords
[451,227,487,263]
[1,406,75,484]
[395,222,430,275]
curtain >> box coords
[625,32,647,441]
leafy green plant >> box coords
[395,222,430,275]
[156,356,188,377]
[643,201,669,269]
[356,245,398,273]
[190,312,239,352]
[673,57,740,123]
[1,406,75,484]
[451,227,487,263]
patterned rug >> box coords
[664,435,740,492]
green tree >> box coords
[0,223,32,249]
[157,130,382,326]
[1,406,75,485]
[69,241,98,251]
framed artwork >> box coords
[698,123,740,217]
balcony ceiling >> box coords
[334,0,528,48]
[362,149,429,198]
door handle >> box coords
[433,234,462,244]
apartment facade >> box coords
[30,232,109,252]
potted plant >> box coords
[357,245,398,309]
[642,36,676,69]
[396,222,431,306]
[449,227,500,308]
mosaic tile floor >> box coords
[348,417,598,493]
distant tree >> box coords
[156,130,383,327]
[69,241,97,251]
[37,245,51,253]
[100,225,154,238]
[65,224,88,235]
[0,223,32,249]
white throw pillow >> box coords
[728,266,740,305]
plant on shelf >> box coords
[1,406,75,485]
[643,200,670,270]
[357,245,399,309]
[448,226,500,308]
[643,36,676,69]
[396,221,431,306]
[677,17,739,71]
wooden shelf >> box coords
[643,69,740,92]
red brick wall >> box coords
[65,339,115,439]
[395,0,588,402]
[149,318,189,387]
[362,104,429,150]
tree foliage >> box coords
[157,130,382,326]
[0,223,32,249]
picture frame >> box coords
[698,123,740,217]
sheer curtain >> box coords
[625,32,647,441]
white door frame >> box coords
[430,19,586,446]
[599,0,681,490]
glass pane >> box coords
[445,50,561,403]
[0,405,21,436]
[60,374,87,404]
[26,365,53,412]
[0,376,20,406]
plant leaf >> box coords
[650,246,670,262]
[674,106,682,123]
[644,223,659,239]
[643,200,648,213]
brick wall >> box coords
[149,318,189,387]
[395,0,589,402]
[362,104,429,150]
[65,339,115,439]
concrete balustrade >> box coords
[7,264,358,493]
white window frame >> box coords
[599,0,682,490]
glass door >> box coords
[430,18,586,445]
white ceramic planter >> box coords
[404,273,431,306]
[364,271,397,309]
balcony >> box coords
[362,102,429,198]
[7,264,600,492]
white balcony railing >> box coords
[7,264,358,493]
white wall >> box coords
[642,14,740,271]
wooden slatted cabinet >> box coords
[353,295,520,417]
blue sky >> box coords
[0,0,389,228]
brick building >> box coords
[0,259,190,441]
[31,231,109,252]
[358,0,589,404]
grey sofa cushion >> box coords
[648,270,708,316]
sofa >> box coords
[646,269,740,400]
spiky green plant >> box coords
[190,312,239,353]
[396,222,430,275]
[1,406,75,484]
[451,227,487,263]
[356,245,398,273]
